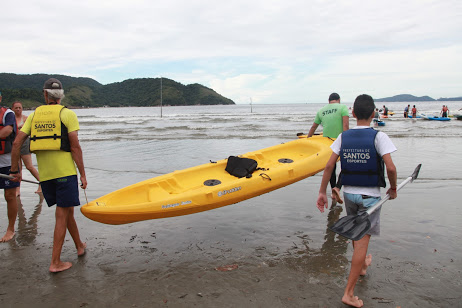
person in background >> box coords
[308,92,349,205]
[10,78,87,272]
[372,108,380,126]
[12,101,41,195]
[411,105,417,118]
[0,92,20,242]
[316,94,398,307]
[441,105,449,117]
[374,108,380,120]
[382,105,389,116]
[404,104,410,118]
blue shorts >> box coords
[41,175,81,208]
[344,193,382,236]
[0,166,20,189]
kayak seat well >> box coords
[158,178,183,194]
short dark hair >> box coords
[329,92,340,101]
[353,94,375,120]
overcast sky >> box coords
[2,0,461,104]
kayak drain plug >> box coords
[204,179,222,186]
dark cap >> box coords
[43,78,63,90]
[328,93,340,101]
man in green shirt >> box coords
[308,93,349,205]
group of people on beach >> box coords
[309,93,397,307]
[0,78,87,273]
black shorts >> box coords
[41,175,80,207]
[0,166,20,189]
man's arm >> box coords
[316,152,339,212]
[342,115,349,132]
[10,131,28,180]
[0,125,13,138]
[68,131,87,189]
[382,153,397,199]
[307,123,319,137]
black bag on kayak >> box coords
[225,156,258,178]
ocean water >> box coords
[71,101,462,187]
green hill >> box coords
[0,73,235,108]
[375,94,435,102]
[375,94,462,102]
[437,96,462,101]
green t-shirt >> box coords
[21,106,79,181]
[314,103,349,138]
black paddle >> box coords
[329,164,422,241]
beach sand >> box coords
[1,175,461,308]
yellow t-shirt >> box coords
[22,106,79,181]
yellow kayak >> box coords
[81,135,333,225]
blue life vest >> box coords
[340,128,386,187]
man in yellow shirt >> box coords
[10,78,87,273]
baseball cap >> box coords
[329,92,340,101]
[43,78,63,90]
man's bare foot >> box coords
[49,261,73,273]
[0,230,15,242]
[332,187,343,204]
[342,295,364,307]
[77,242,87,257]
[360,254,372,276]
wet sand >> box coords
[1,175,461,307]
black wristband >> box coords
[9,170,19,174]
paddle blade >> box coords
[329,212,371,241]
[411,164,422,181]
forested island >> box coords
[375,94,462,102]
[0,73,235,108]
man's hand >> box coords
[80,176,87,189]
[9,172,21,183]
[387,188,397,200]
[316,192,328,213]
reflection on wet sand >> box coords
[15,194,44,246]
[281,206,350,275]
